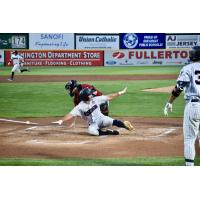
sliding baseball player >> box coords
[53,87,134,136]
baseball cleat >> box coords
[7,78,13,81]
[107,129,119,135]
[124,121,134,131]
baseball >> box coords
[26,121,30,124]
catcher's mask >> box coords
[65,80,78,97]
[79,88,93,102]
[189,46,200,62]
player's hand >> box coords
[164,102,173,116]
[52,120,63,125]
[118,87,127,95]
[8,62,11,66]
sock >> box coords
[99,129,110,135]
[20,69,28,73]
[11,72,14,79]
[113,119,126,128]
[185,158,194,166]
[98,129,119,136]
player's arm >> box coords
[164,81,188,116]
[52,113,75,125]
[107,87,127,101]
[8,59,12,66]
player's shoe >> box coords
[7,78,13,81]
[124,121,134,131]
[107,129,119,135]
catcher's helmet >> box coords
[79,88,93,101]
[189,46,200,62]
[65,80,78,90]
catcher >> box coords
[53,87,134,136]
[65,80,109,116]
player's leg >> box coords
[88,121,119,136]
[102,116,134,131]
[20,63,29,73]
[113,119,134,130]
[88,123,100,136]
[8,64,20,81]
[183,102,200,166]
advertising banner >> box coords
[5,50,104,66]
[29,33,75,50]
[0,33,29,49]
[105,50,189,66]
[120,33,165,49]
[0,50,4,66]
[166,34,200,48]
[75,34,119,49]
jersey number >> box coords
[195,70,200,85]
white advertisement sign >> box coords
[29,33,74,50]
[105,50,189,66]
[76,34,119,49]
[0,50,4,66]
[166,34,200,49]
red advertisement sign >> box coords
[5,50,104,66]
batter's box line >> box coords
[147,127,180,138]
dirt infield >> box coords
[2,73,199,160]
[1,116,196,159]
[0,74,177,83]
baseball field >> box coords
[0,66,200,166]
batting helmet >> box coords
[189,46,200,62]
[65,80,78,90]
[11,50,18,55]
[79,88,93,101]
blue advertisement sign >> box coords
[120,33,165,49]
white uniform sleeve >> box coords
[177,66,190,82]
[70,106,82,117]
[11,55,15,60]
[95,95,108,104]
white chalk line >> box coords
[147,127,179,138]
[25,139,91,145]
[0,118,38,125]
[25,126,38,130]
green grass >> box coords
[0,80,184,118]
[0,66,182,75]
[0,157,199,166]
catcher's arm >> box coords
[107,87,127,101]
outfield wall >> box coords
[1,33,199,66]
[104,49,189,66]
[4,49,189,66]
[4,50,104,67]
